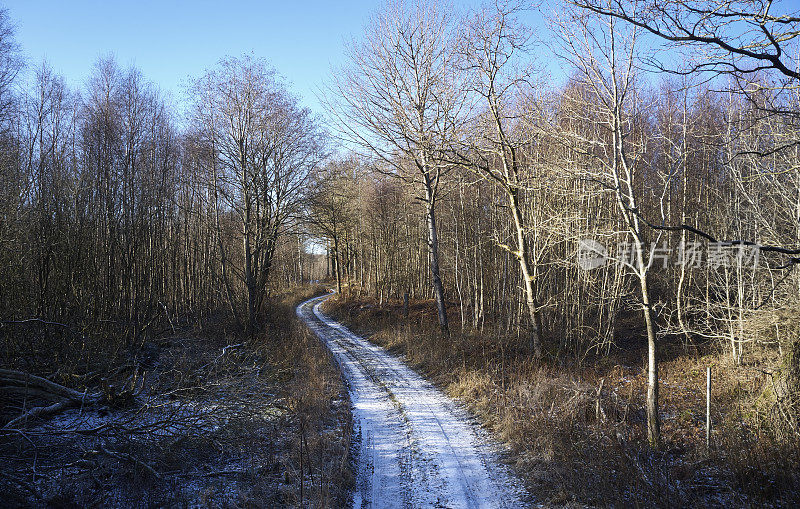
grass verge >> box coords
[322,294,800,507]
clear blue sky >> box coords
[5,0,564,119]
[5,0,377,115]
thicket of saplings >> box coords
[310,0,800,506]
[0,7,350,503]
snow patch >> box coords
[298,294,531,508]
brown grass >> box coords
[262,285,355,507]
[0,284,354,508]
[323,294,800,507]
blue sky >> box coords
[5,0,377,114]
[5,0,568,120]
[6,0,772,123]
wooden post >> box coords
[595,378,605,422]
[299,425,304,506]
[706,366,711,449]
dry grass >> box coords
[323,294,800,507]
[0,284,353,508]
[262,285,355,507]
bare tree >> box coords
[306,157,360,294]
[549,6,662,445]
[191,57,325,333]
[454,1,545,356]
[572,0,800,82]
[324,0,462,334]
[0,8,20,130]
[569,0,800,265]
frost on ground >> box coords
[298,293,531,508]
[1,288,352,508]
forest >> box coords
[2,0,800,507]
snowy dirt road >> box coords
[297,293,531,509]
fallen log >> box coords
[0,369,98,401]
[1,369,102,428]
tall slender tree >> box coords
[324,0,462,333]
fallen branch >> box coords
[178,469,247,478]
[99,445,162,479]
[4,399,78,429]
[1,369,102,428]
[0,369,99,402]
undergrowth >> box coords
[323,293,800,507]
[0,284,353,508]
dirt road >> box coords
[297,293,530,508]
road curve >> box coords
[297,293,530,509]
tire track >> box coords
[297,293,530,508]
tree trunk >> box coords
[243,202,256,336]
[424,184,449,334]
[333,236,343,295]
[509,189,543,357]
[640,271,661,447]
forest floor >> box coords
[297,293,530,508]
[322,292,800,508]
[0,285,353,508]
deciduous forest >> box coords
[2,0,800,507]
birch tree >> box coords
[454,1,545,356]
